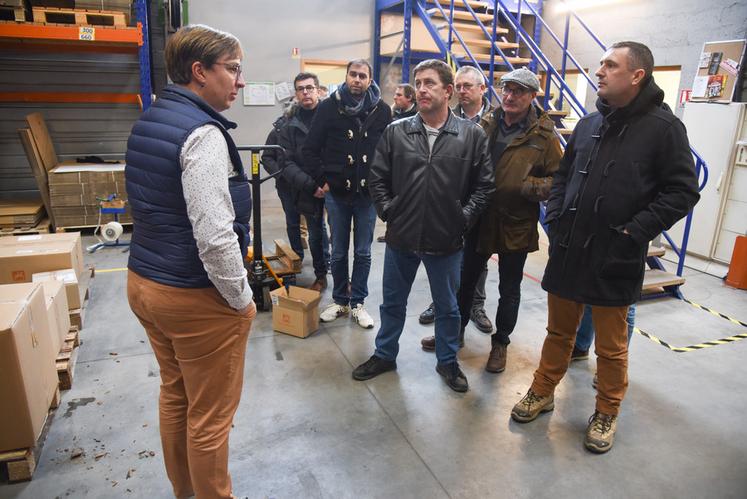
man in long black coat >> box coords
[511,41,700,454]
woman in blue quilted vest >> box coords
[125,24,254,499]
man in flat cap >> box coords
[421,67,562,374]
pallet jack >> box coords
[237,145,301,311]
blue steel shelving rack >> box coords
[134,0,152,110]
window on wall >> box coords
[301,59,348,93]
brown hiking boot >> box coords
[485,343,507,373]
[308,275,328,292]
[584,410,618,453]
[511,389,554,423]
[420,330,464,352]
[421,335,436,352]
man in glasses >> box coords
[423,67,561,373]
[263,72,331,291]
[303,59,392,328]
[419,65,493,333]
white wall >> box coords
[189,0,375,146]
[538,0,747,116]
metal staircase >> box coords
[374,0,709,300]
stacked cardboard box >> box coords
[18,112,129,230]
[0,232,90,329]
[47,164,130,227]
[0,282,59,453]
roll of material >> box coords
[102,221,123,242]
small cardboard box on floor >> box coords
[0,283,58,452]
[270,286,321,338]
[33,268,81,310]
[0,232,84,284]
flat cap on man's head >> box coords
[500,68,540,92]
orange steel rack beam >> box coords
[0,92,142,108]
[0,21,142,46]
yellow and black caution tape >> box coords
[634,327,747,353]
[635,298,747,352]
[680,298,747,328]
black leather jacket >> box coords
[368,112,495,255]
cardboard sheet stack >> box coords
[18,112,130,230]
[0,232,88,456]
[0,199,47,233]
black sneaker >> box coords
[352,355,397,381]
[571,346,589,361]
[470,308,493,333]
[419,303,435,325]
[436,362,469,393]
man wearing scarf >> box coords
[303,59,392,329]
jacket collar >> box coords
[404,110,460,136]
[595,76,665,122]
[160,84,238,130]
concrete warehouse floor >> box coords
[2,191,746,499]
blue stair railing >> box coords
[374,0,709,298]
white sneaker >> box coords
[320,303,349,322]
[351,304,375,329]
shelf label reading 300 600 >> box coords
[78,26,96,42]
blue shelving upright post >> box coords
[134,0,152,110]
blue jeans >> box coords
[277,186,303,259]
[324,192,376,307]
[306,212,331,278]
[374,246,463,365]
[575,303,637,351]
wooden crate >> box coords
[0,4,26,22]
[0,388,60,483]
[32,5,127,26]
[56,337,78,390]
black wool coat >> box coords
[302,91,392,200]
[542,78,700,306]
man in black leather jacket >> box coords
[352,59,495,393]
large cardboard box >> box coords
[270,286,322,338]
[0,232,84,283]
[0,239,83,284]
[0,232,83,268]
[33,268,80,310]
[39,279,70,355]
[0,283,58,452]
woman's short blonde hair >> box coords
[165,24,242,84]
